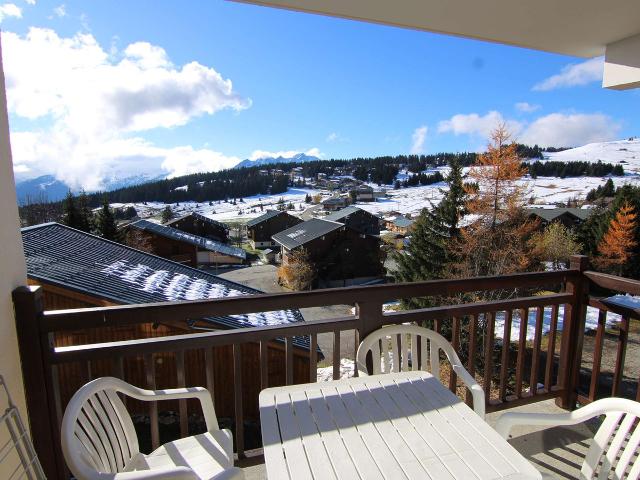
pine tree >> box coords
[438,157,466,237]
[392,158,467,308]
[393,208,449,308]
[161,206,174,223]
[595,202,637,275]
[62,191,80,229]
[94,196,119,241]
[76,190,93,233]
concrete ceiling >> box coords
[232,0,640,58]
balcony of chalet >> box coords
[11,253,640,479]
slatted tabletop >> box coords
[259,371,541,479]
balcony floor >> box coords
[237,399,596,479]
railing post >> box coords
[355,301,384,374]
[556,255,589,410]
[12,286,63,479]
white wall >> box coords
[603,33,640,90]
[0,33,29,434]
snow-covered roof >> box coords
[21,223,312,350]
[525,207,593,223]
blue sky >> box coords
[1,0,638,189]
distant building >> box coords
[352,185,375,202]
[321,197,348,211]
[386,216,415,235]
[373,189,387,200]
[246,210,303,248]
[272,218,383,287]
[127,219,246,266]
[324,206,380,235]
[525,207,593,229]
[165,212,229,243]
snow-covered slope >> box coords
[545,138,640,173]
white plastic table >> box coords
[259,371,541,479]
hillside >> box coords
[545,138,640,173]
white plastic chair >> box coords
[356,325,485,418]
[61,377,243,480]
[495,397,640,479]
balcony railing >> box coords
[12,255,640,479]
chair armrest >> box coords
[452,364,485,419]
[494,398,620,439]
[108,378,220,431]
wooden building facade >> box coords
[246,210,303,248]
[166,212,229,243]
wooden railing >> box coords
[12,255,640,479]
[575,270,640,405]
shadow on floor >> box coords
[507,422,597,479]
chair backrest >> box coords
[356,325,462,379]
[580,398,640,479]
[61,378,140,479]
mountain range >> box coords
[233,153,320,169]
[15,153,321,204]
[14,174,163,205]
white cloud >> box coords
[24,0,35,5]
[437,109,621,148]
[533,57,603,91]
[0,3,22,21]
[53,4,65,17]
[437,111,523,139]
[515,102,540,113]
[249,148,322,161]
[519,113,620,147]
[410,125,427,154]
[5,28,252,188]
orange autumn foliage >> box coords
[465,123,528,229]
[596,202,637,272]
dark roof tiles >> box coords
[21,223,310,349]
[272,218,344,250]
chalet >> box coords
[324,206,381,235]
[386,215,415,235]
[525,207,594,229]
[352,185,375,202]
[165,212,229,243]
[246,210,303,248]
[127,219,246,267]
[272,218,383,287]
[21,222,319,419]
[321,196,348,211]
